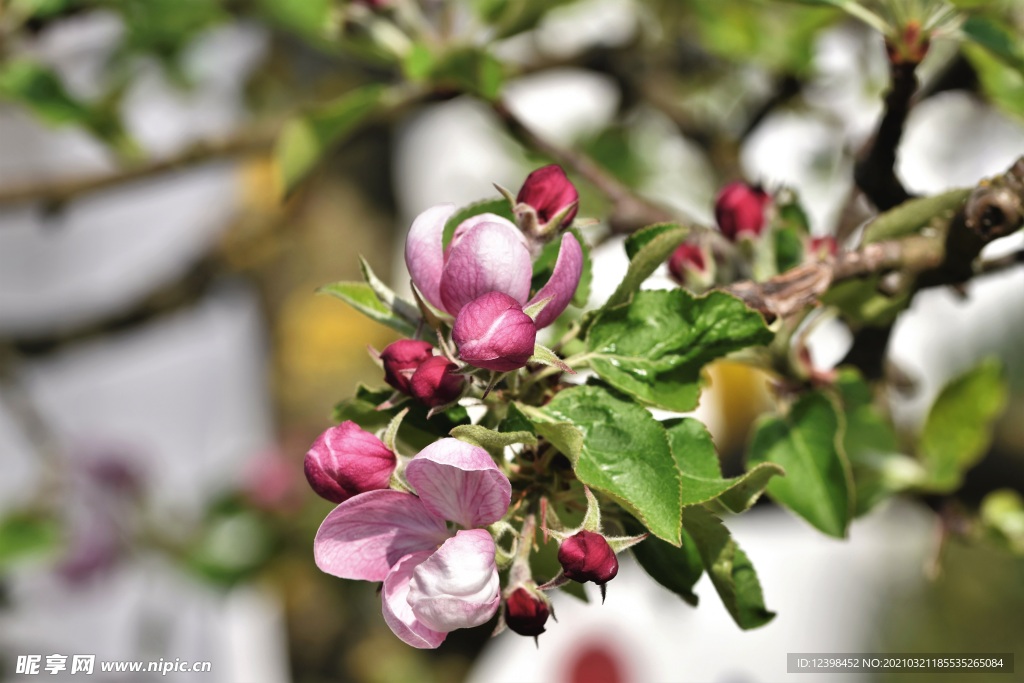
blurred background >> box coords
[0,0,1022,681]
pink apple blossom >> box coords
[304,422,397,503]
[452,292,537,372]
[313,438,511,648]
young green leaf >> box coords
[748,392,852,538]
[318,282,418,337]
[450,424,537,450]
[665,418,784,512]
[540,385,683,544]
[604,224,688,309]
[0,513,60,566]
[961,15,1024,77]
[919,357,1008,492]
[861,189,971,244]
[275,84,386,197]
[683,505,775,630]
[624,223,682,261]
[586,289,775,412]
[499,403,536,435]
[836,368,902,516]
[625,515,703,606]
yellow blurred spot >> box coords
[704,360,775,455]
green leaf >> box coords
[0,59,133,152]
[358,256,423,331]
[683,505,775,630]
[605,224,688,309]
[431,48,504,101]
[499,403,536,435]
[274,85,386,197]
[666,418,783,512]
[333,385,470,451]
[403,43,436,82]
[980,489,1024,556]
[964,43,1024,122]
[532,227,593,308]
[624,223,680,261]
[919,357,1008,492]
[586,289,774,412]
[748,392,852,538]
[836,368,902,516]
[861,189,971,244]
[625,515,703,606]
[774,226,804,273]
[442,197,516,248]
[450,424,537,451]
[961,15,1024,76]
[318,281,418,338]
[257,0,333,39]
[819,275,909,326]
[539,385,683,544]
[0,513,60,566]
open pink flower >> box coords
[405,205,583,328]
[313,438,511,648]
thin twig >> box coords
[854,59,917,210]
[0,126,276,207]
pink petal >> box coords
[381,551,448,649]
[405,438,511,529]
[526,231,583,329]
[407,529,500,632]
[314,490,450,581]
[446,213,524,261]
[439,221,532,315]
[405,203,456,313]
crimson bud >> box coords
[410,355,464,407]
[668,243,708,284]
[809,236,837,260]
[380,340,434,395]
[304,421,397,503]
[505,587,551,637]
[517,165,579,232]
[715,182,770,241]
[452,292,537,372]
[557,530,618,585]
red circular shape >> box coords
[567,643,625,683]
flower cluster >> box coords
[406,165,583,374]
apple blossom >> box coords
[404,203,583,327]
[304,422,397,504]
[313,438,512,648]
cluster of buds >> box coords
[377,339,464,408]
[405,166,582,374]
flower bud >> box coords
[304,421,397,503]
[380,340,435,395]
[452,292,536,372]
[557,530,618,585]
[505,587,551,637]
[410,355,464,407]
[715,182,770,241]
[517,165,579,233]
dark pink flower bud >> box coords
[715,182,770,241]
[304,422,397,503]
[380,340,434,395]
[517,165,579,228]
[557,530,618,585]
[452,292,536,372]
[505,587,550,637]
[668,243,707,284]
[809,236,837,259]
[410,355,464,407]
